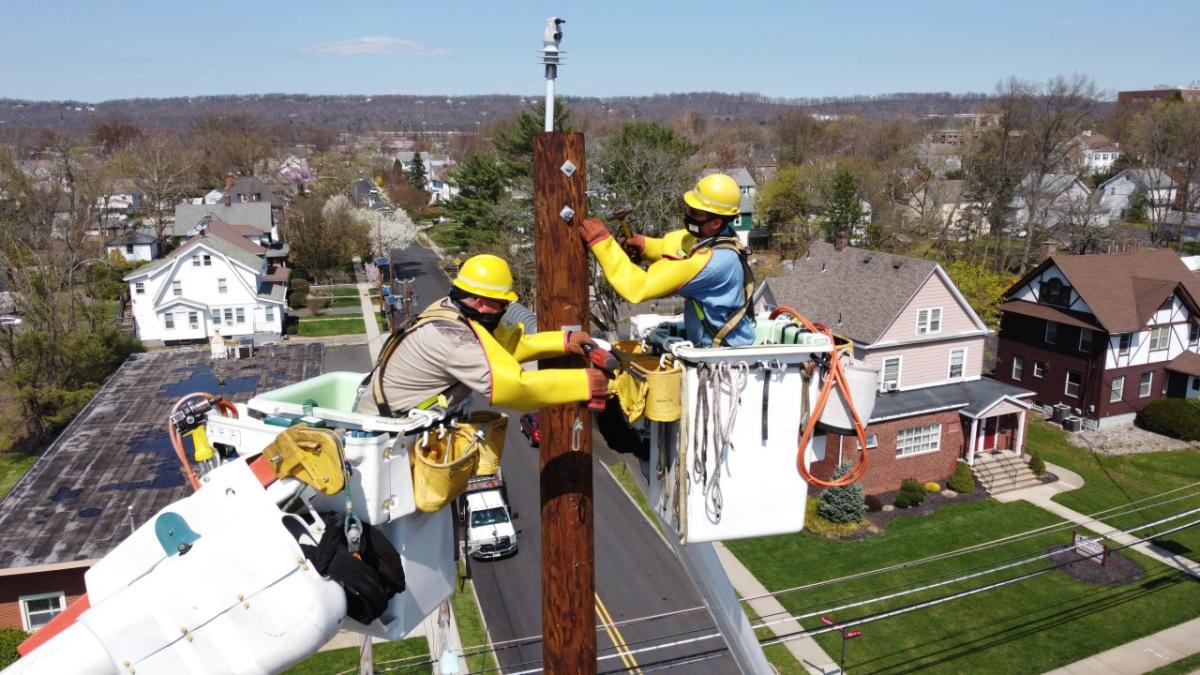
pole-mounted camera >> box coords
[540,17,565,131]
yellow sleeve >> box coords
[640,229,695,261]
[474,325,591,411]
[591,236,711,304]
[491,322,569,363]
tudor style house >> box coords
[124,225,288,343]
[765,240,1034,495]
[994,249,1200,428]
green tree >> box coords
[409,152,427,191]
[441,152,509,251]
[943,258,1014,331]
[491,100,572,181]
[594,122,698,235]
[823,168,863,242]
[757,165,823,257]
[816,463,868,524]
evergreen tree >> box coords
[409,152,427,191]
[440,152,507,251]
[491,100,572,181]
[823,168,863,243]
[816,462,868,524]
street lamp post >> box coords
[821,615,862,674]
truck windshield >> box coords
[471,507,509,528]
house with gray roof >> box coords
[171,202,276,241]
[104,231,159,263]
[765,240,1034,494]
[124,224,287,344]
[1097,168,1178,223]
[703,167,757,245]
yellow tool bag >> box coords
[412,426,482,512]
[459,411,509,477]
[611,354,683,423]
[263,424,347,496]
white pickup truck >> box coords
[462,472,517,560]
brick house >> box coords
[994,249,1200,428]
[765,241,1034,495]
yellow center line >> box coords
[595,592,643,674]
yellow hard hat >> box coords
[683,173,741,217]
[453,254,519,302]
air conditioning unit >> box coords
[884,383,899,392]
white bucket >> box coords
[817,357,880,434]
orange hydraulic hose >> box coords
[169,393,239,491]
[769,306,870,488]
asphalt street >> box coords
[388,242,736,673]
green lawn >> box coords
[726,497,1200,674]
[0,453,36,500]
[282,636,430,674]
[297,315,367,337]
[311,287,362,297]
[1147,651,1200,675]
[324,296,365,308]
[452,560,497,674]
[1028,419,1200,563]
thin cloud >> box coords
[299,36,451,57]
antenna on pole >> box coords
[541,17,565,131]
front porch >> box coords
[962,400,1028,466]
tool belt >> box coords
[410,410,508,512]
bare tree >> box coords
[1053,192,1112,254]
[1131,101,1200,225]
[126,134,194,246]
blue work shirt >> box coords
[679,241,756,347]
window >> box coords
[1033,361,1046,378]
[1190,323,1199,349]
[1111,375,1124,403]
[19,592,64,632]
[897,424,941,457]
[917,308,942,335]
[1119,333,1132,356]
[188,311,199,329]
[202,254,212,266]
[192,256,200,267]
[134,282,144,295]
[1079,330,1093,353]
[1065,370,1082,398]
[881,357,901,391]
[1193,377,1199,392]
[172,280,182,297]
[235,308,245,324]
[212,310,221,325]
[1012,355,1025,380]
[164,312,174,330]
[265,307,275,322]
[949,348,966,379]
[1044,321,1058,345]
[1140,371,1153,398]
[1150,326,1170,352]
[125,244,134,254]
[1041,278,1071,306]
[218,278,227,294]
[224,308,233,324]
[856,434,879,450]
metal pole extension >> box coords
[541,17,564,132]
[534,130,594,673]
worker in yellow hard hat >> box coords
[357,254,612,417]
[578,173,756,347]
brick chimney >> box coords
[1039,241,1058,261]
[223,194,232,206]
[224,173,235,192]
[834,231,850,252]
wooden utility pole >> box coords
[534,130,596,673]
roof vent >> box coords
[893,260,904,269]
[862,255,873,263]
[820,262,827,273]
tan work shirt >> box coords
[355,300,492,415]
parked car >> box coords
[0,315,21,327]
[519,412,540,447]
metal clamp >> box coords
[570,417,583,452]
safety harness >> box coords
[688,235,756,347]
[367,301,472,417]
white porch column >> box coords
[1014,410,1026,457]
[966,416,979,465]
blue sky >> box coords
[3,1,1197,102]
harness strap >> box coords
[688,236,757,347]
[369,302,471,417]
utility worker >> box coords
[356,254,610,416]
[578,173,756,347]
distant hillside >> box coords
[0,91,994,133]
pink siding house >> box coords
[765,241,1035,495]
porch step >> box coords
[973,453,1042,495]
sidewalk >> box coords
[993,461,1200,674]
[357,281,386,361]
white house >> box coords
[1097,169,1178,223]
[1069,131,1121,176]
[105,231,159,263]
[1010,173,1092,232]
[124,231,287,343]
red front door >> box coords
[982,417,998,451]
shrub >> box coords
[290,278,311,295]
[0,628,27,669]
[947,461,976,493]
[817,463,868,524]
[865,494,884,512]
[306,296,331,315]
[805,497,863,538]
[288,290,309,310]
[1028,450,1046,477]
[894,478,927,509]
[1137,398,1200,441]
[924,482,941,493]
